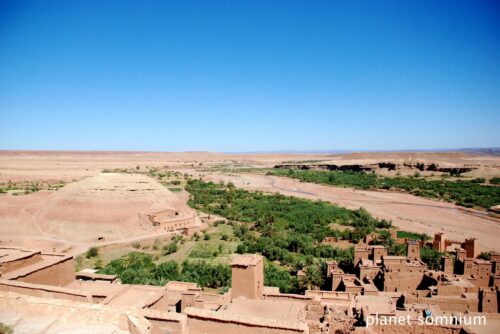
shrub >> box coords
[478,251,492,261]
[490,177,500,185]
[0,322,13,334]
[95,258,103,269]
[86,247,99,258]
[163,242,178,255]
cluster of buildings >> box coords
[0,230,499,334]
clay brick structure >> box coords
[433,232,446,252]
[354,247,371,266]
[354,245,387,266]
[454,252,495,288]
[230,254,264,300]
[441,255,454,274]
[456,247,467,261]
[149,209,198,233]
[0,245,498,334]
[375,256,426,292]
[0,248,74,286]
[358,258,382,281]
[354,245,391,282]
[479,288,500,313]
[372,245,387,262]
[407,240,420,261]
[463,238,480,259]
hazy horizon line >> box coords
[0,147,498,155]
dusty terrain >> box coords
[0,150,329,182]
[1,150,498,182]
[0,151,499,253]
[0,172,196,255]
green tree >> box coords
[298,265,324,290]
[264,262,293,293]
[420,247,444,270]
[375,230,394,248]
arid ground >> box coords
[0,150,499,253]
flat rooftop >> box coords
[67,281,165,308]
[231,254,262,267]
[66,280,124,297]
[106,285,164,308]
[0,291,135,334]
[354,295,395,315]
[75,270,117,282]
[165,280,200,291]
[225,297,305,322]
[0,247,39,265]
[1,254,71,280]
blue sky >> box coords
[1,0,499,152]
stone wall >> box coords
[184,307,309,334]
[405,295,479,313]
[0,278,91,302]
[15,256,75,286]
[142,309,187,334]
[479,288,499,313]
[382,270,425,292]
[0,252,42,274]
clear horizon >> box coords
[1,1,499,151]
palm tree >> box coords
[376,230,394,248]
[298,265,324,290]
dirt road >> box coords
[203,173,500,251]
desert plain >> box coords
[0,150,499,253]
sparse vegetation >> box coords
[86,246,99,259]
[478,251,492,261]
[0,180,66,195]
[163,242,179,255]
[0,322,13,334]
[263,169,500,210]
